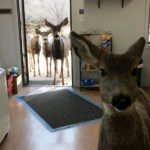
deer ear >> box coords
[44,19,54,28]
[35,29,41,35]
[60,17,68,27]
[47,29,51,34]
[70,31,102,65]
[126,37,146,59]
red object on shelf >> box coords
[6,75,13,97]
[6,75,18,96]
[12,76,18,94]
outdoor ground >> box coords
[28,50,72,86]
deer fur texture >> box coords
[45,17,70,85]
[70,31,150,150]
[35,29,52,77]
[27,29,41,77]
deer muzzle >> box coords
[112,94,131,110]
[44,38,47,41]
[55,34,59,39]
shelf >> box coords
[98,0,100,8]
[80,84,99,88]
[80,33,112,90]
[122,0,125,8]
[81,69,98,72]
[98,0,125,8]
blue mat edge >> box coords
[16,88,103,132]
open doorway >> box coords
[18,0,72,86]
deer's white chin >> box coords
[103,102,115,115]
[103,102,133,115]
[113,107,127,112]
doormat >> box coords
[16,88,102,132]
[29,80,52,86]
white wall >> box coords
[12,0,22,71]
[72,0,150,87]
[84,0,149,53]
[0,0,11,8]
[0,0,21,70]
[71,0,85,87]
[0,0,149,87]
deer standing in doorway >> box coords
[45,17,70,85]
[36,29,52,77]
[27,29,41,77]
[71,31,150,150]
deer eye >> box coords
[131,68,138,76]
[99,68,107,77]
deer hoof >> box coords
[62,81,64,85]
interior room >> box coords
[0,0,150,150]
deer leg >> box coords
[59,66,62,78]
[46,57,48,77]
[53,59,57,85]
[59,72,62,78]
[31,55,34,70]
[28,53,31,72]
[61,59,64,85]
[50,57,52,77]
[55,60,58,74]
[37,54,40,75]
[32,54,36,77]
[66,57,70,77]
[30,54,34,71]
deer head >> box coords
[35,29,51,42]
[44,18,68,38]
[70,31,146,114]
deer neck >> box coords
[52,37,64,59]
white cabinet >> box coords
[0,68,10,143]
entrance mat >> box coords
[16,88,102,132]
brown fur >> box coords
[27,31,41,77]
[70,31,150,150]
[45,18,70,85]
[36,29,52,77]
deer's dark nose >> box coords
[55,34,59,38]
[112,95,131,110]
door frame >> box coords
[17,0,73,86]
[16,0,29,86]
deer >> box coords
[45,17,70,85]
[35,29,52,77]
[27,28,41,77]
[70,31,150,150]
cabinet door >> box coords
[0,76,9,118]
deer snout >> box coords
[44,38,47,41]
[112,94,131,110]
[55,34,59,38]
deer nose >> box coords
[112,94,131,110]
[55,34,59,38]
